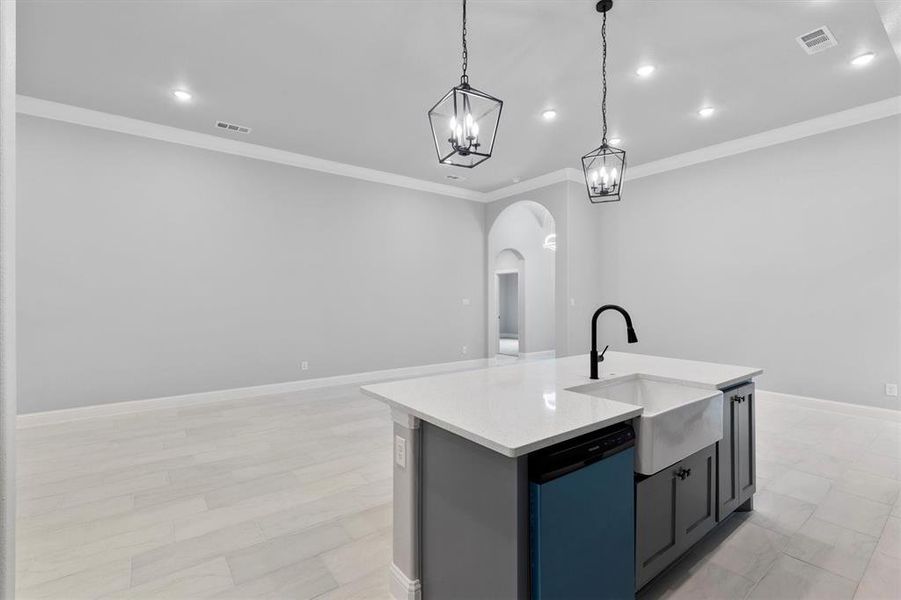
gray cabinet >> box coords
[717,382,756,521]
[636,444,717,589]
[635,465,680,589]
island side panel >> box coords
[420,422,530,599]
[391,410,422,600]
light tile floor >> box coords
[15,380,901,599]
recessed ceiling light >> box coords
[541,109,558,121]
[635,65,656,77]
[698,106,715,118]
[608,137,622,145]
[172,89,192,102]
[851,52,875,67]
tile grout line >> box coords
[849,510,894,599]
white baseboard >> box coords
[389,564,421,600]
[520,350,556,360]
[757,389,901,422]
[21,362,894,429]
[17,357,491,429]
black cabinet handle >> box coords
[675,467,691,480]
[732,394,745,403]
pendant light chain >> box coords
[601,8,608,144]
[581,1,624,203]
[460,0,469,85]
[427,0,502,168]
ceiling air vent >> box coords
[215,120,252,134]
[796,26,838,55]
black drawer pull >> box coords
[675,467,691,480]
[732,394,746,403]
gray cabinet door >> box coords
[717,382,755,521]
[636,444,718,590]
[676,444,717,551]
[717,391,741,520]
[738,387,756,504]
[636,466,680,589]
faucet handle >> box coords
[598,345,609,362]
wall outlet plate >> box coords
[886,383,898,397]
[301,361,309,371]
[394,435,407,468]
[461,345,468,355]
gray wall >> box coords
[595,116,900,409]
[18,113,900,413]
[563,179,609,355]
[17,115,487,413]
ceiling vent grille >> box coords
[215,120,252,134]
[796,26,838,55]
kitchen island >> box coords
[362,351,762,600]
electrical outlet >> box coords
[394,435,407,468]
[570,298,576,307]
[301,361,309,371]
[886,383,898,397]
[461,298,471,306]
[461,345,468,355]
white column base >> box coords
[390,563,421,600]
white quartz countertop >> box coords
[361,351,762,457]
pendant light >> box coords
[582,0,626,203]
[428,0,503,168]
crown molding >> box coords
[487,95,901,201]
[627,95,901,181]
[18,94,900,205]
[15,95,487,203]
[484,168,582,203]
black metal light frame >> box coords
[582,0,626,203]
[428,84,503,168]
[427,0,503,169]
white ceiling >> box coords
[17,0,901,193]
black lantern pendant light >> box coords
[428,0,503,168]
[582,0,626,203]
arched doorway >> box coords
[487,201,556,359]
